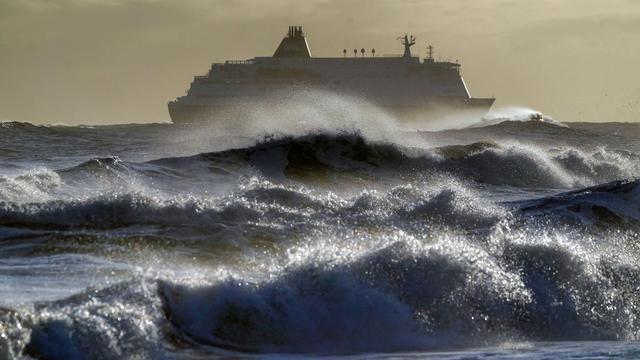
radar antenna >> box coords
[398,34,416,58]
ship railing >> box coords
[225,60,254,65]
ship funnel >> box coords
[273,25,312,58]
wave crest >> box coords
[144,132,638,189]
[0,169,61,203]
[518,179,640,226]
[159,227,640,353]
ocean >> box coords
[1,114,640,359]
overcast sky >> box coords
[1,0,639,124]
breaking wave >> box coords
[0,169,61,203]
[0,179,504,238]
[154,132,639,188]
[160,228,640,353]
[1,121,640,358]
[3,216,640,357]
[39,131,639,192]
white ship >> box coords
[168,26,494,126]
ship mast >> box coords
[399,34,416,58]
[426,45,434,60]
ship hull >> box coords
[168,97,495,129]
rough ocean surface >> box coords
[1,112,640,359]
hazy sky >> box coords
[1,0,639,124]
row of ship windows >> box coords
[210,71,452,76]
[195,74,454,84]
[190,89,462,96]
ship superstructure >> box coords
[168,26,494,126]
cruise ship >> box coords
[168,26,494,126]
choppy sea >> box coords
[1,110,640,359]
